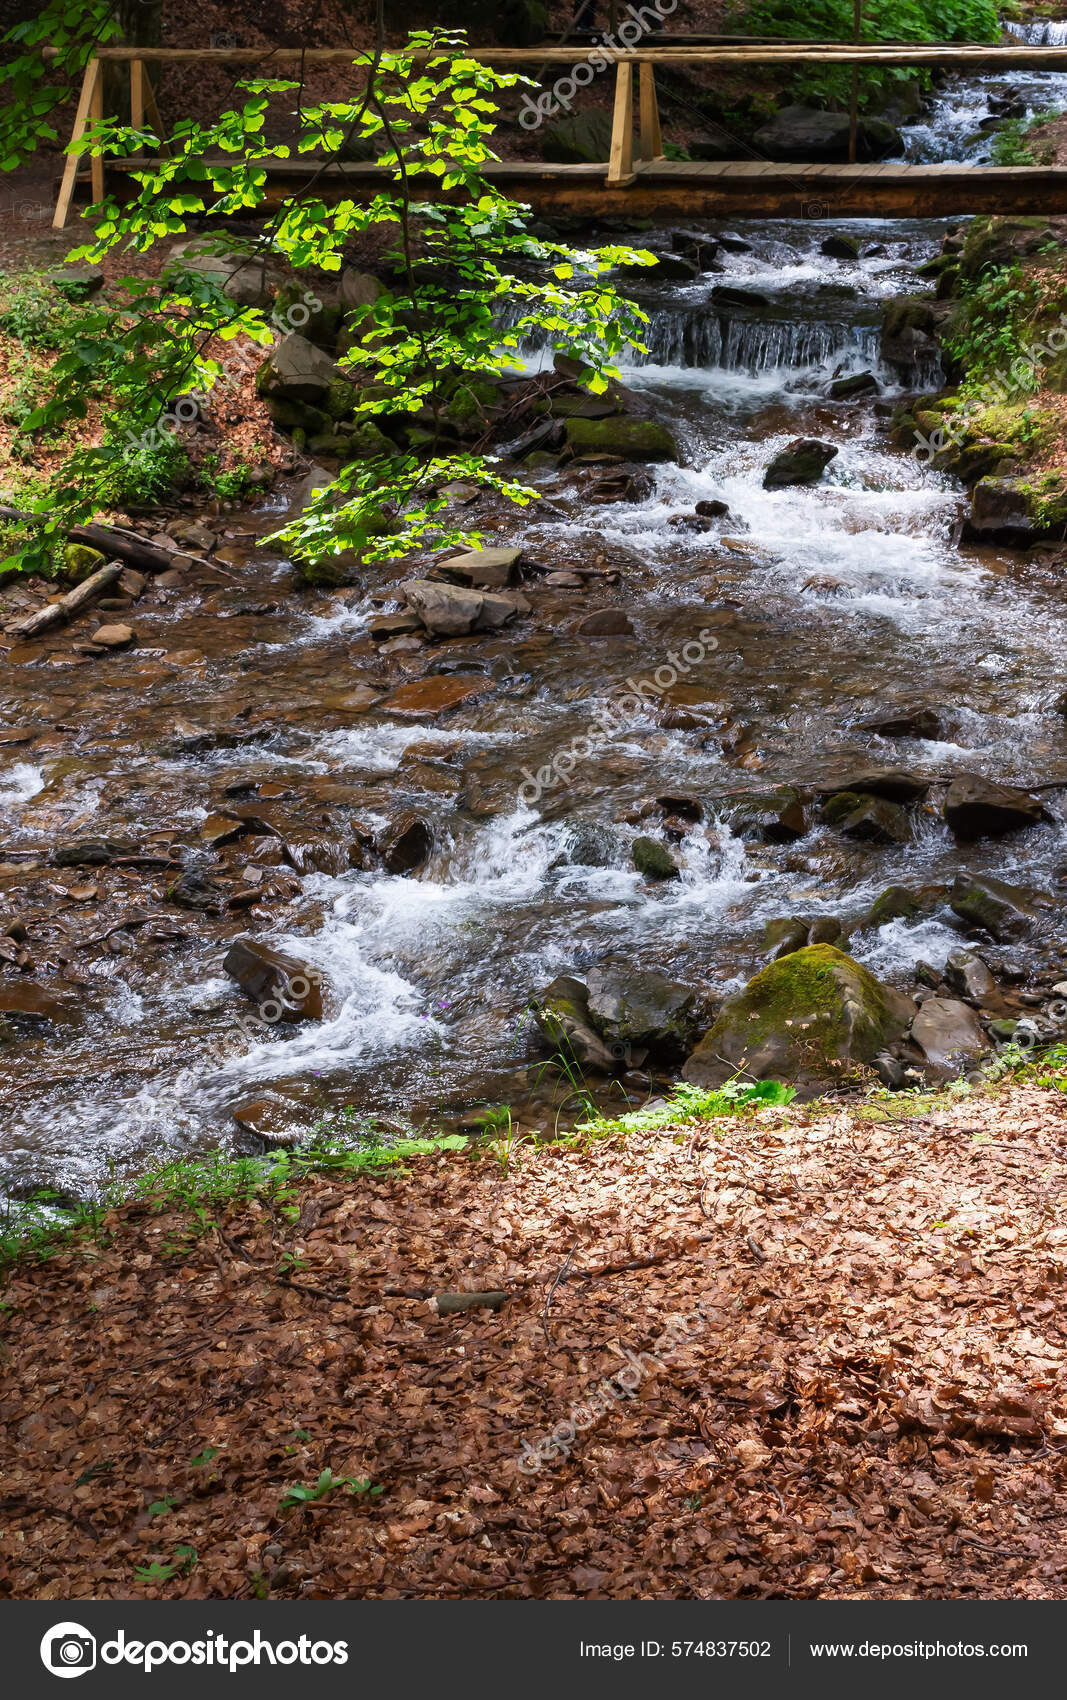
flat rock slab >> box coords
[90,624,135,649]
[380,675,495,720]
[0,984,76,1022]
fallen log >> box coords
[0,506,211,575]
[4,560,122,639]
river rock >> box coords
[401,579,521,637]
[532,974,614,1073]
[563,823,622,866]
[713,786,807,843]
[378,813,434,875]
[949,872,1041,940]
[821,790,911,844]
[964,473,1067,544]
[764,917,811,959]
[695,498,730,518]
[763,439,839,489]
[910,996,990,1075]
[90,624,135,649]
[379,675,494,720]
[256,333,339,405]
[585,965,701,1060]
[167,868,225,912]
[711,285,769,311]
[437,546,521,588]
[53,838,135,866]
[821,234,863,260]
[574,609,634,636]
[865,884,944,928]
[282,835,349,876]
[752,105,902,162]
[682,944,914,1090]
[564,416,678,461]
[943,773,1045,838]
[858,704,942,740]
[944,947,996,1001]
[223,937,324,1021]
[0,984,76,1023]
[820,768,929,803]
[632,836,680,880]
[829,371,880,400]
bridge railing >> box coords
[50,41,1067,223]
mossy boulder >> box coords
[682,944,913,1091]
[965,473,1067,543]
[564,415,677,461]
[532,974,614,1073]
[61,542,107,583]
[957,216,1055,285]
[632,836,679,880]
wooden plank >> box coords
[638,62,663,163]
[52,57,100,229]
[607,60,634,188]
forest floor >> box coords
[3,1080,1067,1601]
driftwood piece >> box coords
[432,1290,508,1314]
[5,560,122,639]
[0,506,210,576]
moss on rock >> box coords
[564,415,677,461]
[682,944,912,1091]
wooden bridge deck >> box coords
[104,156,1067,221]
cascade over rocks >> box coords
[682,945,914,1093]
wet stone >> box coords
[223,937,325,1022]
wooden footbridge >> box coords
[51,41,1067,227]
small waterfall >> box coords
[641,309,882,375]
[1005,18,1067,44]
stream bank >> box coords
[6,32,1067,1197]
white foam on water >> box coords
[0,763,45,807]
[851,915,964,980]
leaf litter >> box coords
[2,1084,1067,1600]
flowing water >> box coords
[4,34,1067,1196]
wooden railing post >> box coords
[637,62,663,161]
[130,58,145,153]
[52,57,101,228]
[607,59,635,186]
